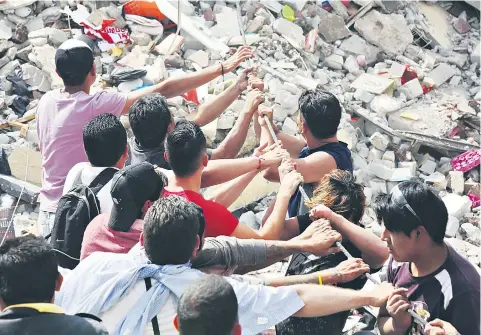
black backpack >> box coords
[49,168,117,269]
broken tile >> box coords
[426,63,456,87]
[398,79,423,100]
[318,14,351,43]
[350,73,394,95]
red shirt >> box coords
[163,189,239,237]
[80,213,144,260]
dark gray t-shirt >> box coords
[126,137,212,168]
[387,244,480,335]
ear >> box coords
[164,152,169,163]
[202,153,209,168]
[142,200,152,215]
[173,315,179,331]
[55,272,64,292]
[140,232,144,246]
[90,63,96,76]
[232,323,242,335]
[167,119,175,132]
[191,235,201,258]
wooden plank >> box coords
[0,114,35,130]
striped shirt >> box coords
[387,243,480,335]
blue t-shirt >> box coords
[287,142,352,217]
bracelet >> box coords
[318,274,323,285]
[256,157,264,170]
[220,63,225,81]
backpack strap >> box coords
[87,168,118,194]
[144,278,161,335]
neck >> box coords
[64,84,90,95]
[305,135,338,149]
[410,242,448,277]
[169,171,203,193]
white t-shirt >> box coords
[62,162,118,214]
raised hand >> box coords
[222,46,254,73]
[279,170,304,197]
[295,219,342,256]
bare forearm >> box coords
[201,157,258,187]
[378,316,409,335]
[189,83,243,127]
[206,170,258,208]
[211,110,254,159]
[331,213,389,268]
[258,193,291,240]
[157,64,222,99]
[266,269,340,287]
[293,284,376,317]
[275,131,306,158]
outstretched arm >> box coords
[121,47,253,115]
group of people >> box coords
[0,39,478,335]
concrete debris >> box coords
[426,63,456,87]
[397,79,423,100]
[354,10,413,55]
[318,13,351,43]
[351,73,394,95]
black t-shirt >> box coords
[276,214,380,335]
[0,306,108,335]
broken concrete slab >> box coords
[0,174,40,204]
[339,35,380,65]
[354,10,413,55]
[156,34,184,55]
[31,45,63,89]
[273,18,304,45]
[370,132,390,151]
[324,53,344,70]
[442,193,472,219]
[188,50,209,68]
[318,14,351,43]
[426,63,456,87]
[7,147,42,186]
[21,63,51,92]
[417,2,453,49]
[449,171,465,195]
[350,73,394,95]
[215,10,241,37]
[398,79,423,100]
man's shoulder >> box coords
[446,246,481,293]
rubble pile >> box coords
[0,0,479,265]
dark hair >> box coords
[298,89,342,140]
[143,196,205,265]
[373,181,448,244]
[0,235,58,306]
[129,93,172,149]
[307,169,365,224]
[55,45,94,86]
[165,120,206,177]
[83,113,127,167]
[178,274,238,335]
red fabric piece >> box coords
[449,127,460,138]
[467,193,480,208]
[163,189,239,237]
[123,0,166,22]
[80,213,143,260]
[182,89,200,105]
[81,19,132,45]
[401,66,417,85]
[422,85,433,94]
[451,150,481,173]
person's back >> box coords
[0,235,108,335]
[176,274,241,335]
[37,39,126,236]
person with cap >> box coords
[373,181,480,335]
[80,162,167,260]
[36,38,253,237]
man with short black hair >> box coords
[163,120,303,240]
[62,113,128,217]
[374,181,480,335]
[0,235,107,335]
[176,275,241,335]
[258,89,353,217]
[37,38,252,236]
[57,196,396,335]
[80,162,167,260]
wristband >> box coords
[220,63,225,81]
[318,274,323,285]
